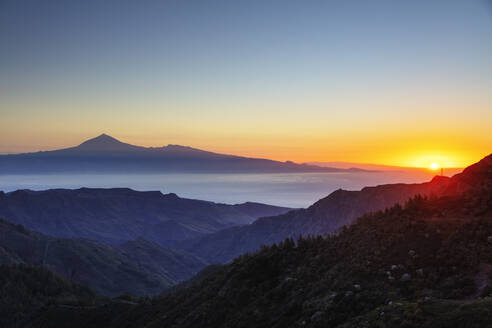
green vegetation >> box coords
[27,189,492,327]
[0,264,95,328]
[3,154,491,327]
[0,218,207,296]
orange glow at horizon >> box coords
[0,130,488,170]
[1,0,491,172]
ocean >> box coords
[0,170,442,208]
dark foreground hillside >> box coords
[26,158,492,328]
[0,265,95,328]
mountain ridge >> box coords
[75,133,141,151]
[180,154,491,263]
[24,153,492,328]
[0,134,375,173]
[0,187,292,246]
[0,218,207,296]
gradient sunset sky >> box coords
[1,0,491,167]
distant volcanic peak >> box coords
[78,133,120,146]
[76,134,140,151]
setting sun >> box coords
[429,162,440,170]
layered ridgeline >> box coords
[0,134,368,173]
[0,188,291,245]
[181,156,490,263]
[25,154,492,328]
[0,218,206,296]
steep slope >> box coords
[28,154,492,328]
[182,155,491,263]
[0,134,364,173]
[74,133,142,152]
[0,218,207,296]
[0,188,291,245]
[0,264,96,328]
[117,238,208,287]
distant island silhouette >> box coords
[0,134,375,174]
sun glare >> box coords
[429,162,440,170]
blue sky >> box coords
[0,0,491,166]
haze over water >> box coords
[0,170,448,208]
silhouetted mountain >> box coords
[26,154,492,328]
[0,188,291,246]
[0,134,367,173]
[75,133,141,151]
[0,218,207,296]
[181,155,491,263]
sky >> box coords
[1,0,491,167]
